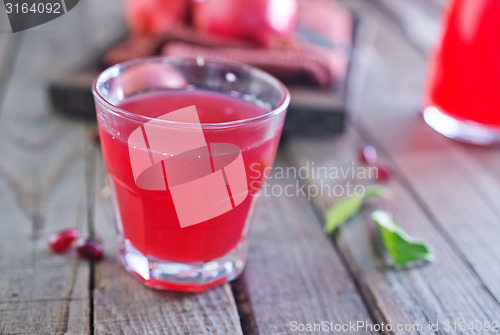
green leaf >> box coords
[324,185,387,233]
[324,195,363,233]
[371,210,435,266]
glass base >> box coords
[423,106,500,145]
[117,237,248,292]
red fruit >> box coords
[374,164,394,182]
[77,239,104,261]
[192,0,298,48]
[48,229,79,253]
[359,145,378,165]
[125,0,189,36]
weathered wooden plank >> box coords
[460,146,500,187]
[237,156,374,334]
[0,62,91,335]
[0,299,88,335]
[0,76,90,333]
[349,4,500,307]
[0,6,13,42]
[91,147,243,335]
[285,124,500,334]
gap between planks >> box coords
[279,3,500,334]
[350,3,500,308]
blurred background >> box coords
[4,0,500,334]
[0,0,449,135]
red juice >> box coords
[425,0,500,126]
[98,90,280,263]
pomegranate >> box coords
[48,229,79,253]
[192,0,298,48]
[125,0,189,35]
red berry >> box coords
[77,239,103,261]
[48,229,79,253]
[359,145,378,165]
[374,164,393,182]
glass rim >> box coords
[92,56,290,128]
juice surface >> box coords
[99,90,279,262]
[425,0,500,126]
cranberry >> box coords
[359,145,378,165]
[77,239,103,261]
[48,229,79,253]
[374,164,394,182]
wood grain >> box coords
[0,0,123,333]
[283,3,500,333]
[82,2,243,332]
[0,6,18,107]
[3,0,499,333]
[90,148,243,335]
[239,156,375,335]
[0,27,91,335]
[285,125,500,334]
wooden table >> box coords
[2,0,500,334]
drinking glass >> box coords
[92,57,289,291]
[423,0,500,144]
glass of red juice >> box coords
[424,0,500,144]
[92,57,289,291]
